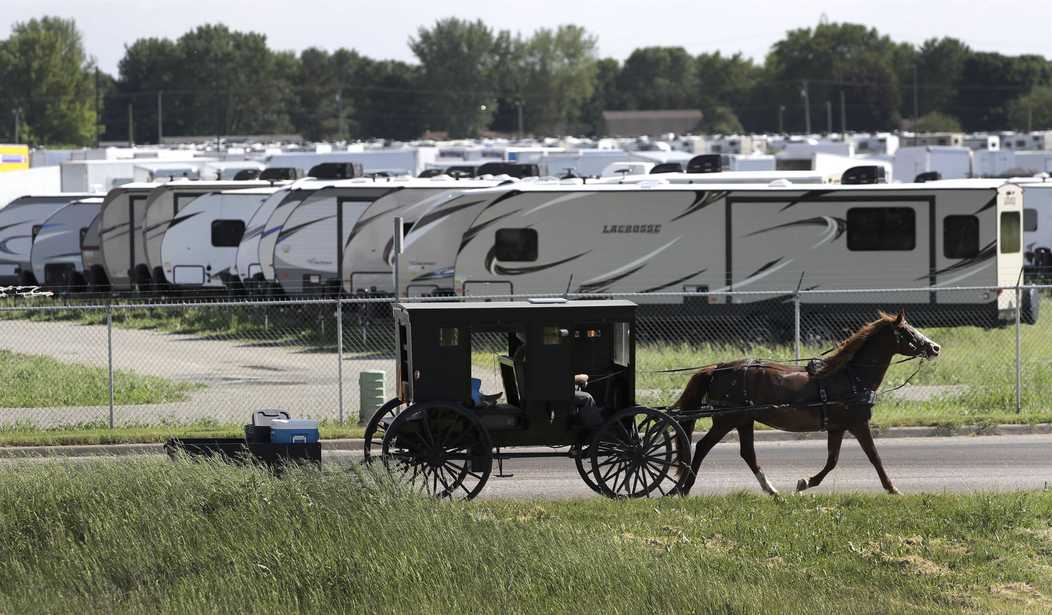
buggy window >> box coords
[542,326,562,345]
[211,220,245,247]
[439,327,459,347]
[847,207,915,251]
[495,228,537,262]
[612,322,631,367]
[943,215,979,259]
[1024,208,1038,232]
[1000,211,1021,254]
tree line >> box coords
[2,16,1052,146]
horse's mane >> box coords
[812,312,898,378]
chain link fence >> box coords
[0,286,1048,431]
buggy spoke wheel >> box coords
[590,407,691,499]
[363,398,405,464]
[381,404,492,500]
[574,444,604,495]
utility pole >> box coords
[13,109,20,144]
[516,100,524,138]
[95,67,101,147]
[912,64,919,128]
[1028,105,1034,133]
[825,100,832,134]
[778,105,785,134]
[127,102,134,147]
[840,90,847,138]
[801,80,811,135]
[156,90,163,144]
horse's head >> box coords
[885,309,940,360]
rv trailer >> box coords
[235,183,319,288]
[96,183,160,291]
[0,194,93,285]
[254,180,350,290]
[339,178,508,295]
[1021,181,1052,277]
[141,180,270,286]
[159,187,278,288]
[29,196,103,291]
[451,180,1025,327]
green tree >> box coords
[914,38,969,118]
[695,51,760,132]
[518,25,597,134]
[616,47,697,110]
[953,52,1052,130]
[1007,86,1052,131]
[580,58,621,135]
[913,111,962,132]
[766,23,902,131]
[112,37,180,142]
[410,18,499,137]
[0,17,96,145]
[354,59,425,140]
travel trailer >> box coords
[159,187,278,288]
[29,197,103,290]
[448,181,1025,327]
[141,180,270,286]
[340,179,507,295]
[96,183,160,291]
[235,183,322,287]
[0,194,92,285]
[80,214,105,290]
[1021,181,1052,275]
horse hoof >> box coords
[796,478,808,492]
[888,488,902,495]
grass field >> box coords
[0,349,196,407]
[0,460,1049,614]
[0,420,365,447]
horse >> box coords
[674,309,940,496]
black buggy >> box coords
[363,299,692,500]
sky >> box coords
[4,0,1051,75]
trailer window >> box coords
[943,215,979,259]
[495,228,538,262]
[847,208,915,251]
[1000,211,1021,254]
[211,220,245,247]
[1024,208,1038,232]
[439,327,459,347]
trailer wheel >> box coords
[589,407,691,498]
[381,403,492,500]
[362,398,405,463]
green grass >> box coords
[0,460,1049,614]
[0,349,196,407]
[0,420,365,447]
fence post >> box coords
[337,299,344,424]
[793,292,801,362]
[107,302,115,429]
[1015,284,1022,414]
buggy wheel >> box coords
[573,445,604,495]
[590,407,691,498]
[362,398,405,464]
[381,404,492,500]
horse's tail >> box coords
[673,365,715,412]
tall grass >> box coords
[0,460,1049,614]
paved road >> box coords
[20,433,1048,499]
[325,433,1052,499]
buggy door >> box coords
[526,323,572,403]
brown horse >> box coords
[675,310,940,496]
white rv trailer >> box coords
[398,186,521,297]
[264,148,438,177]
[893,146,974,181]
[255,180,349,289]
[29,197,103,290]
[201,161,265,180]
[339,179,507,295]
[141,180,270,285]
[235,182,322,286]
[450,180,1024,326]
[0,194,93,285]
[159,187,279,288]
[1020,181,1052,272]
[80,215,104,290]
[96,182,161,291]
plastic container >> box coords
[246,410,291,442]
[269,418,320,444]
[470,378,482,406]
